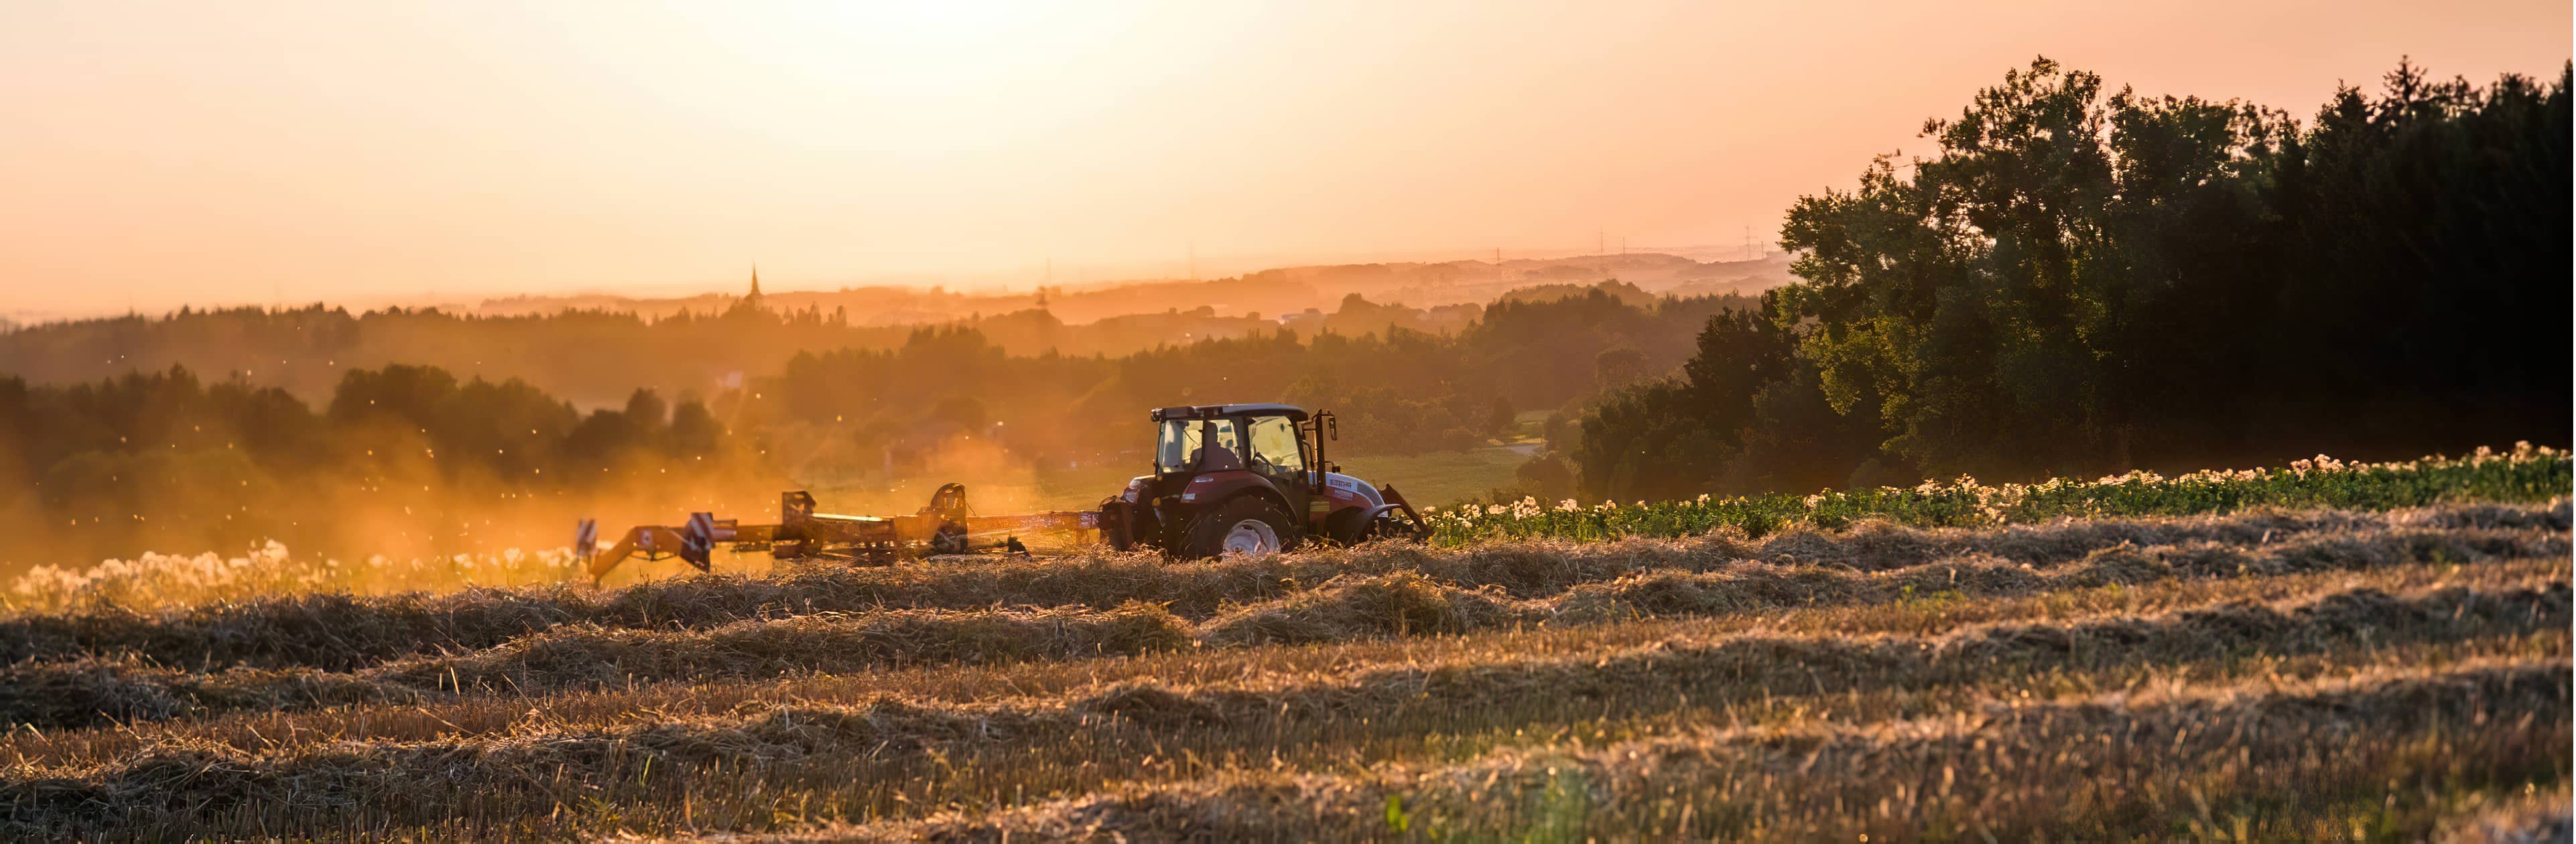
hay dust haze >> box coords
[1,0,2566,314]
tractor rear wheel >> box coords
[1183,496,1297,559]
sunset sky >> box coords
[3,1,2567,316]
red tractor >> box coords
[1100,404,1432,557]
[580,403,1429,581]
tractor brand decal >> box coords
[1326,473,1386,508]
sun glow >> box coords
[0,0,2565,313]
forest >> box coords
[0,252,1789,409]
[0,295,1469,411]
[0,287,1744,565]
[1565,58,2571,502]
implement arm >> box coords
[582,486,1094,583]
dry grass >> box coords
[1,502,2553,671]
[8,553,2558,770]
[0,502,2562,840]
[787,660,2567,843]
[3,522,2556,729]
[0,581,2561,839]
[2438,782,2573,843]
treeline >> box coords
[757,288,1740,474]
[0,364,761,565]
[1566,58,2571,502]
[0,287,1746,563]
[0,291,1481,411]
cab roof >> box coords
[1150,403,1308,422]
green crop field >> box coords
[0,448,2565,841]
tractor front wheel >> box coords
[1183,496,1297,559]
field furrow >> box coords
[763,660,2572,842]
[2,523,2558,728]
[0,502,2560,841]
[2,502,2555,672]
[2,581,2560,838]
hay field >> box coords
[0,502,2567,840]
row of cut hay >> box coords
[767,661,2571,843]
[1194,529,2565,645]
[0,502,2558,673]
[1,524,2561,728]
[0,602,1187,729]
[1,582,2558,837]
[24,551,2548,770]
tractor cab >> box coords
[1151,403,1317,510]
[1104,403,1428,557]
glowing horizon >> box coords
[3,0,2565,317]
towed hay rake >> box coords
[580,403,1430,583]
[581,483,1098,581]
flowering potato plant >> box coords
[1427,443,2570,544]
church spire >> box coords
[747,264,763,301]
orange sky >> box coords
[2,1,2567,316]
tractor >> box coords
[579,403,1430,581]
[1099,404,1431,557]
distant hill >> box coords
[0,252,1795,409]
[468,252,1797,326]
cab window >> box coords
[1155,419,1202,474]
[1204,419,1243,469]
[1158,417,1246,473]
[1245,415,1305,477]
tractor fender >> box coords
[1179,470,1281,507]
[1181,470,1299,537]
